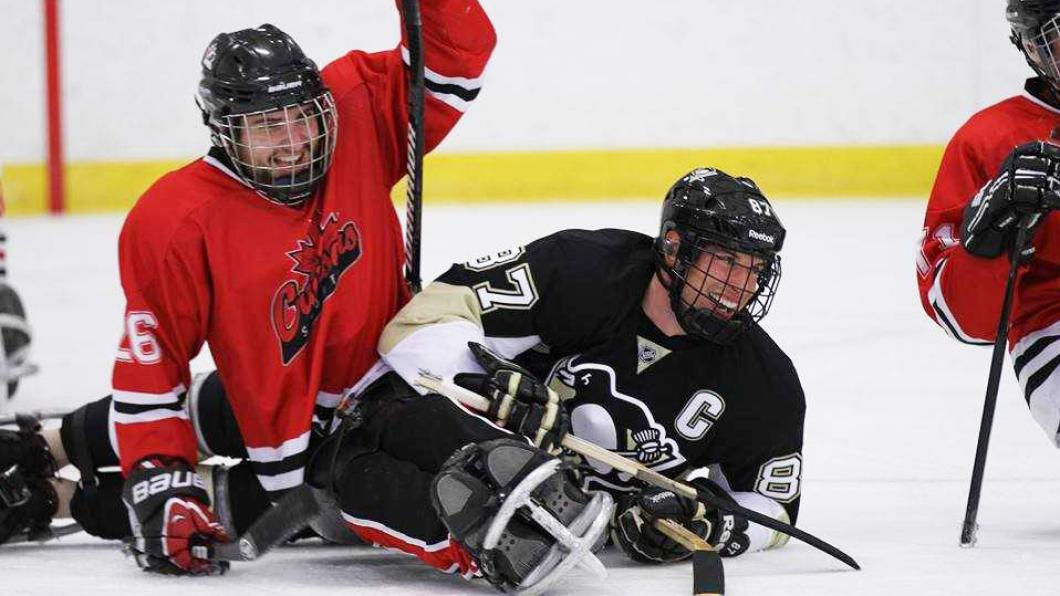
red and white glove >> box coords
[121,457,229,575]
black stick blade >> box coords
[212,484,321,561]
[692,549,724,596]
[696,487,860,570]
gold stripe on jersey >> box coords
[378,281,483,355]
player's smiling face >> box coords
[232,102,321,184]
[681,243,764,320]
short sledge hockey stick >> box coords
[211,483,323,561]
[0,408,69,426]
[654,518,724,596]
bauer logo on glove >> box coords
[128,469,206,505]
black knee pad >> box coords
[69,471,129,540]
[188,371,246,459]
[334,450,449,544]
[60,396,119,482]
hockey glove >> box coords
[961,141,1060,261]
[453,342,570,453]
[121,457,229,576]
[612,479,750,564]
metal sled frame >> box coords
[482,458,613,596]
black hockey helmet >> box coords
[197,24,338,206]
[1007,0,1060,93]
[655,168,785,344]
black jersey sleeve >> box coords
[379,228,655,388]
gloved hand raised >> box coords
[962,141,1060,261]
[121,457,229,575]
[453,342,570,453]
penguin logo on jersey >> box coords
[550,356,686,491]
[271,213,362,364]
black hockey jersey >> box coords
[380,228,805,552]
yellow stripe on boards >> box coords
[3,160,189,215]
[1,145,944,216]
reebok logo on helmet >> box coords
[748,229,776,244]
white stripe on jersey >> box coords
[348,359,391,398]
[1012,320,1060,362]
[256,468,305,493]
[111,407,190,425]
[245,431,310,463]
[382,318,541,395]
[113,385,185,406]
[427,89,472,113]
[400,46,483,113]
[1027,372,1060,448]
[705,465,791,553]
[401,46,485,89]
[316,390,343,409]
[111,385,189,425]
[1011,321,1060,447]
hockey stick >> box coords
[0,408,69,426]
[5,521,83,544]
[211,483,323,561]
[124,484,322,566]
[959,214,1038,547]
[416,374,861,571]
[401,0,426,294]
[653,519,724,596]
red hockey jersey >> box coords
[917,81,1060,347]
[917,80,1060,444]
[111,0,496,498]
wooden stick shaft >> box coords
[418,375,697,499]
[653,518,710,551]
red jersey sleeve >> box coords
[111,176,211,475]
[321,0,496,187]
[916,116,1020,345]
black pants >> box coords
[325,377,507,572]
[61,370,507,573]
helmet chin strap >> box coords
[672,299,746,345]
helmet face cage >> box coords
[213,91,338,206]
[663,228,782,344]
[1018,14,1060,90]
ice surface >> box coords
[4,200,1059,595]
